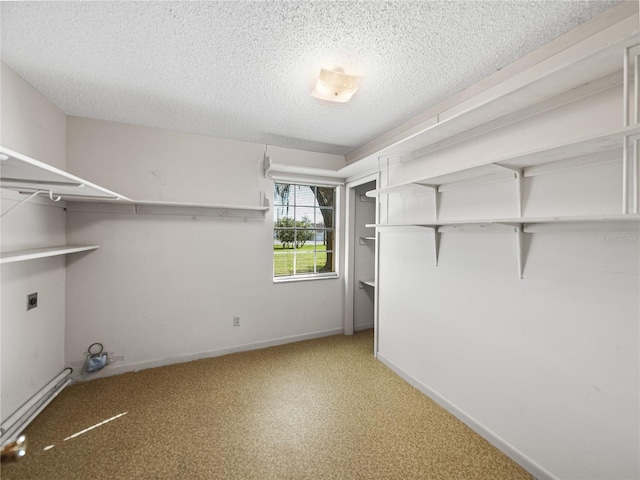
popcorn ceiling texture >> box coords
[0,1,619,155]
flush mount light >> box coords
[311,68,362,103]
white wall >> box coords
[0,63,68,422]
[64,117,345,376]
[375,84,639,480]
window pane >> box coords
[308,232,326,248]
[317,207,333,228]
[273,182,336,278]
[316,249,329,272]
[316,187,334,207]
[274,250,294,276]
[275,209,294,226]
[294,185,316,207]
[273,183,292,207]
[295,253,316,274]
[274,229,295,249]
[291,229,310,250]
[295,206,315,225]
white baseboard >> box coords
[73,327,344,382]
[354,323,374,332]
[377,353,557,480]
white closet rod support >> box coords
[493,164,523,217]
[0,190,46,218]
[48,191,62,202]
[517,227,525,280]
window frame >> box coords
[272,181,340,283]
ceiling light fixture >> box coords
[311,68,362,103]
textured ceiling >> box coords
[0,1,620,156]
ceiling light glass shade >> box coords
[311,69,363,103]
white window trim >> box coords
[272,181,341,282]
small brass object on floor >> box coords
[1,435,27,462]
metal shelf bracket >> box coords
[0,190,57,218]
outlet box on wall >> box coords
[27,292,38,310]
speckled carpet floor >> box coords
[1,330,531,479]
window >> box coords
[273,182,336,279]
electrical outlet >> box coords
[233,316,240,327]
[27,292,38,311]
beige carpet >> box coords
[1,330,531,479]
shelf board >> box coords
[369,213,640,229]
[0,147,270,217]
[134,200,269,217]
[367,223,437,229]
[133,200,269,211]
[368,125,637,196]
[366,183,435,198]
[495,125,637,169]
[263,154,346,183]
[67,199,270,217]
[438,213,640,225]
[0,146,131,202]
[0,245,100,264]
[347,10,638,165]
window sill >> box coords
[273,273,339,284]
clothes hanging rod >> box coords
[15,190,120,200]
[1,178,84,187]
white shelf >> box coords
[1,148,270,218]
[0,245,100,264]
[359,236,376,245]
[263,153,345,183]
[366,126,637,198]
[370,214,639,279]
[366,183,435,198]
[368,213,640,229]
[67,198,270,217]
[356,10,639,282]
[347,8,639,165]
[0,146,131,202]
[359,280,376,288]
[133,200,269,217]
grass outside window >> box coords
[274,244,329,276]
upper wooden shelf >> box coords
[67,197,270,217]
[0,245,100,264]
[366,126,637,197]
[347,4,639,165]
[368,213,640,229]
[1,147,270,217]
[132,199,269,217]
